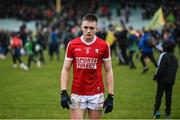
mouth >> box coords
[86,34,91,36]
[85,34,92,37]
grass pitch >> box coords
[0,49,179,119]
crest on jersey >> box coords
[95,48,99,54]
[84,47,91,54]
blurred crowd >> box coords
[0,0,179,21]
[0,0,179,72]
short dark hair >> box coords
[82,14,97,22]
[162,40,175,52]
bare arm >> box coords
[103,60,114,95]
[60,59,73,90]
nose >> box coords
[87,28,91,33]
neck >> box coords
[82,36,94,43]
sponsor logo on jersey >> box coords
[76,57,98,69]
[74,48,82,51]
[95,48,99,53]
[84,47,91,54]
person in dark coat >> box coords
[153,40,178,119]
[115,25,129,65]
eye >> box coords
[89,27,95,30]
[84,26,95,30]
[84,26,88,29]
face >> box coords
[81,20,97,40]
[163,32,169,41]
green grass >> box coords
[0,48,180,119]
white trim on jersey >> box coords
[65,41,73,61]
[103,42,111,61]
[158,52,166,67]
[80,35,97,46]
[103,58,111,61]
[65,57,73,61]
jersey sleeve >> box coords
[102,42,111,61]
[65,41,73,61]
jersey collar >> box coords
[80,35,97,46]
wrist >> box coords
[108,93,114,96]
[61,90,67,95]
[108,93,114,99]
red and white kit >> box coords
[66,36,111,95]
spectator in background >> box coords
[34,31,45,64]
[153,40,178,119]
[157,28,175,53]
[99,4,111,20]
[127,26,138,69]
[115,24,129,65]
[10,32,28,70]
[24,34,41,69]
[19,24,28,46]
[63,26,75,50]
[139,30,158,73]
[0,30,10,59]
[121,5,130,23]
[96,25,107,40]
[106,24,117,56]
[49,27,60,61]
[172,22,180,54]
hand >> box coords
[61,90,71,109]
[103,93,114,114]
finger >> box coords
[64,103,70,109]
[66,105,70,109]
[61,102,65,108]
[61,101,69,109]
[105,108,109,114]
[109,107,113,112]
[105,106,113,113]
[105,109,111,114]
[62,104,66,109]
[68,98,72,104]
[62,104,70,109]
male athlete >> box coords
[60,14,114,119]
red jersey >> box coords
[11,36,22,48]
[66,36,111,95]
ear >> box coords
[81,24,83,30]
[96,27,100,32]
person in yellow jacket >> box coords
[106,24,117,56]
